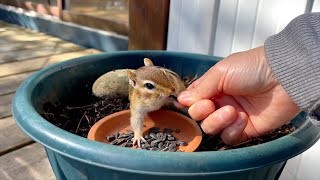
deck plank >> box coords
[0,143,55,180]
[0,31,62,44]
[0,43,84,64]
[0,20,102,180]
[0,72,33,95]
[0,25,62,43]
[0,49,100,77]
[0,40,80,53]
[0,93,14,119]
[0,116,33,155]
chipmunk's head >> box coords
[127,58,181,100]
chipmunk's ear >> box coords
[143,58,154,66]
[127,69,137,89]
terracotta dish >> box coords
[88,109,202,152]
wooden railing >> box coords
[0,0,170,50]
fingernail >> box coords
[178,91,194,104]
[235,117,244,126]
[178,91,202,106]
[178,91,191,99]
[235,112,246,126]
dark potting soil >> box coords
[42,96,295,151]
[42,96,130,138]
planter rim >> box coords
[12,50,320,174]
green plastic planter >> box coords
[12,51,320,180]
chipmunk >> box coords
[127,58,186,147]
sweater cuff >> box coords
[308,98,320,126]
[264,13,320,125]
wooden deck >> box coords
[0,21,101,180]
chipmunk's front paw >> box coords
[133,134,146,148]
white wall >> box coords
[167,0,320,57]
[167,0,320,179]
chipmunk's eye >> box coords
[144,83,155,90]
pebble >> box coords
[92,69,133,98]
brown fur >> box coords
[127,58,186,147]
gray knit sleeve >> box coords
[264,13,320,126]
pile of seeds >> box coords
[106,127,188,152]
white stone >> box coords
[92,69,133,98]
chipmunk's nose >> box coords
[169,95,178,101]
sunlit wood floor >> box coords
[0,21,101,180]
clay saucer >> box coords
[88,109,202,152]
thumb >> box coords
[178,66,223,106]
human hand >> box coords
[178,46,301,145]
